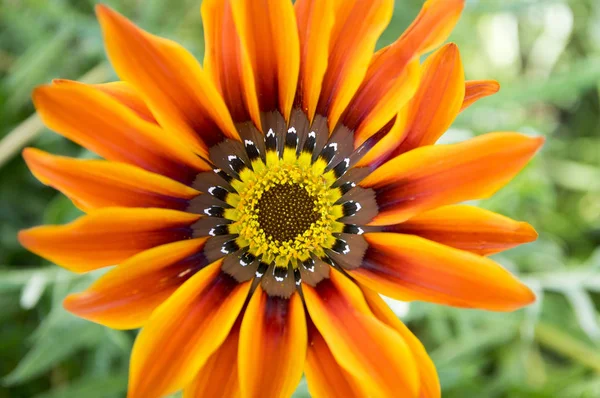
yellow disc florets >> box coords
[223,144,344,267]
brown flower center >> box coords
[256,183,320,242]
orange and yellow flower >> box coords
[19,1,543,397]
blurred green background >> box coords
[1,0,599,397]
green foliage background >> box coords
[1,0,599,397]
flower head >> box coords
[19,0,543,397]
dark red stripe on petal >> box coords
[303,271,419,397]
[184,316,243,397]
[305,320,366,398]
[32,82,209,185]
[343,0,465,148]
[350,232,535,311]
[239,288,306,398]
[128,263,250,398]
[361,133,544,226]
[64,238,209,329]
[96,5,240,154]
[18,208,200,272]
[23,148,199,212]
[202,0,259,125]
[382,205,537,256]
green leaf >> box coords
[32,374,128,398]
[3,307,105,386]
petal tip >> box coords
[31,84,51,105]
[444,42,459,52]
[21,147,38,161]
[518,222,539,242]
[51,78,69,85]
[489,80,501,93]
[95,4,124,29]
[17,228,32,249]
[518,284,537,307]
[506,280,536,311]
[62,293,82,314]
[534,135,546,147]
[95,3,112,18]
[62,292,101,321]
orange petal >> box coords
[303,270,419,397]
[305,324,368,398]
[357,43,465,168]
[354,112,405,169]
[393,43,465,154]
[32,82,209,184]
[460,80,500,112]
[351,232,536,311]
[96,5,239,153]
[384,204,538,255]
[361,287,440,398]
[344,0,465,147]
[239,288,306,398]
[230,0,299,120]
[201,0,260,127]
[361,132,545,225]
[18,208,200,272]
[294,0,335,122]
[128,263,250,398]
[53,79,157,123]
[316,0,393,130]
[64,238,208,329]
[23,148,198,212]
[183,317,242,398]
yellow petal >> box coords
[33,82,209,183]
[201,0,261,127]
[384,204,538,255]
[18,208,199,272]
[316,0,393,130]
[230,0,300,121]
[23,148,198,212]
[238,288,306,398]
[304,270,419,397]
[64,238,208,329]
[361,287,440,398]
[294,0,335,122]
[96,5,239,154]
[361,132,545,225]
[351,232,536,311]
[128,262,250,398]
[344,0,465,147]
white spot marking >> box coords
[178,269,192,278]
[343,244,350,254]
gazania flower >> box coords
[19,0,543,397]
